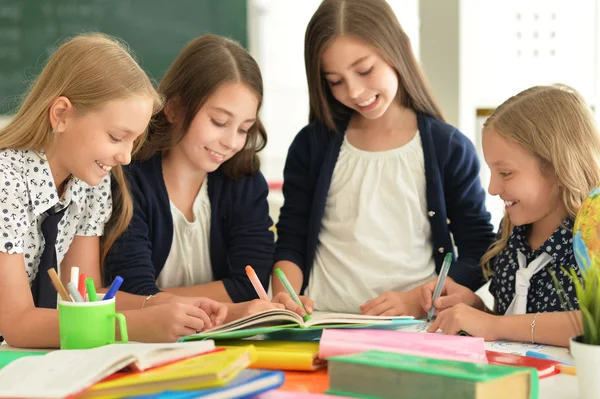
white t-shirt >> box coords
[0,149,112,284]
[157,178,213,288]
[305,131,437,313]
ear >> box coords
[48,96,73,133]
[164,97,181,124]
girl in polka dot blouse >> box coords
[419,85,600,347]
[0,34,227,348]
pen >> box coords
[85,277,98,302]
[525,350,575,366]
[427,253,453,322]
[275,268,311,322]
[103,276,123,301]
[47,268,71,302]
[70,266,79,290]
[245,266,270,302]
[78,273,87,300]
[557,364,576,375]
[67,281,84,302]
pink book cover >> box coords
[318,329,488,364]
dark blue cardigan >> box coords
[275,113,495,293]
[104,153,275,302]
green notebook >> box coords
[0,350,48,369]
[178,309,421,342]
[326,350,539,399]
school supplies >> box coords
[124,369,284,399]
[0,350,48,370]
[179,309,420,341]
[525,350,575,366]
[67,281,85,302]
[326,350,538,399]
[47,268,71,302]
[86,277,98,301]
[486,350,559,378]
[0,342,216,399]
[256,391,353,399]
[70,266,80,289]
[427,252,453,322]
[79,346,255,399]
[78,272,88,299]
[218,340,323,370]
[319,329,487,364]
[275,267,311,322]
[58,295,128,349]
[104,275,124,300]
[279,369,330,393]
[246,265,270,302]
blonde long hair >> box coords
[305,0,444,130]
[0,33,163,266]
[481,84,600,276]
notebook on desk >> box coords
[218,340,324,371]
[179,309,421,341]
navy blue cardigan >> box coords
[275,113,495,293]
[104,153,275,302]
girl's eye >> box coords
[328,79,342,87]
[238,129,249,135]
[211,119,226,127]
[109,135,121,143]
[358,66,374,76]
[500,172,512,177]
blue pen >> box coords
[427,253,453,322]
[103,276,124,301]
[525,350,575,366]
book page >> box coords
[199,309,303,334]
[304,311,415,327]
[0,347,135,399]
[115,341,216,370]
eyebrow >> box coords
[211,106,256,123]
[112,127,136,135]
[323,55,370,75]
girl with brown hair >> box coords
[272,0,494,317]
[105,34,281,321]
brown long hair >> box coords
[135,34,267,178]
[305,0,444,130]
[480,84,600,277]
[0,33,162,267]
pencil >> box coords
[47,268,72,302]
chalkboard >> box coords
[0,0,247,113]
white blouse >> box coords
[0,149,112,284]
[305,131,437,313]
[157,178,213,288]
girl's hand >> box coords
[360,287,424,318]
[419,277,482,316]
[173,296,228,327]
[128,302,214,343]
[272,292,315,317]
[428,303,500,339]
[225,299,284,323]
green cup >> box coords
[58,294,128,350]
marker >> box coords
[78,273,87,300]
[245,266,270,302]
[70,266,79,290]
[67,282,84,302]
[47,268,71,302]
[427,253,453,322]
[103,276,123,301]
[275,268,310,322]
[85,277,98,302]
[557,364,576,375]
[525,350,575,366]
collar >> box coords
[511,218,574,265]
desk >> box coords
[540,374,578,399]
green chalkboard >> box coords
[0,0,247,113]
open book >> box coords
[180,309,421,341]
[0,341,215,399]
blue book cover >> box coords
[128,369,284,399]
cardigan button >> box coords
[428,211,435,217]
[438,247,444,253]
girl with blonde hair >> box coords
[0,33,226,348]
[422,84,599,346]
[272,0,494,317]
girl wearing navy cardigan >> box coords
[105,35,280,322]
[272,0,495,317]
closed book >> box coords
[485,350,559,378]
[218,340,324,371]
[327,350,538,399]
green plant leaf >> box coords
[581,306,598,345]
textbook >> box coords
[79,347,255,399]
[127,369,284,399]
[218,340,324,370]
[485,350,560,379]
[0,341,216,399]
[179,309,420,341]
[326,350,539,399]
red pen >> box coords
[78,273,87,301]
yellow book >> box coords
[218,341,324,371]
[79,346,256,399]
